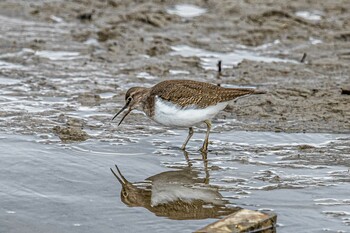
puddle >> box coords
[35,50,82,61]
[209,130,343,146]
[0,76,21,85]
[0,60,25,70]
[167,4,206,18]
[295,11,323,21]
[169,69,190,75]
[0,97,53,113]
[99,92,115,99]
[309,37,322,45]
[49,15,64,23]
[0,48,83,63]
[84,38,100,46]
[170,45,297,70]
[251,39,281,50]
[136,72,157,80]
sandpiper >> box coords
[112,79,265,152]
[110,163,239,219]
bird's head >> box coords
[110,165,151,207]
[112,87,149,126]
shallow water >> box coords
[295,11,323,21]
[1,131,349,233]
[167,4,207,18]
[0,4,349,233]
[170,45,298,70]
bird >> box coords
[112,79,265,152]
[110,162,239,219]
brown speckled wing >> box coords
[150,80,259,108]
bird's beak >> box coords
[112,102,132,126]
[110,165,128,185]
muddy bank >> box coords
[0,0,349,139]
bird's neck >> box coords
[133,88,151,112]
[139,88,151,105]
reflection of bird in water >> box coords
[110,153,240,220]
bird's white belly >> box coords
[153,96,228,127]
[150,180,224,206]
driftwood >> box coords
[196,209,277,233]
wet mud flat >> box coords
[0,0,350,232]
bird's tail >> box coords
[253,90,266,95]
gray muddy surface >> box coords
[0,0,349,135]
[0,0,349,233]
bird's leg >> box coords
[200,120,212,152]
[182,150,192,168]
[181,127,194,150]
[200,151,209,184]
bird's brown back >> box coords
[150,80,263,108]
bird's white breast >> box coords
[153,96,228,127]
[150,181,224,206]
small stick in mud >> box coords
[77,10,95,21]
[341,88,350,95]
[217,60,222,74]
[216,60,222,86]
[300,53,307,63]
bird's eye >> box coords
[127,97,132,102]
[122,191,128,197]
